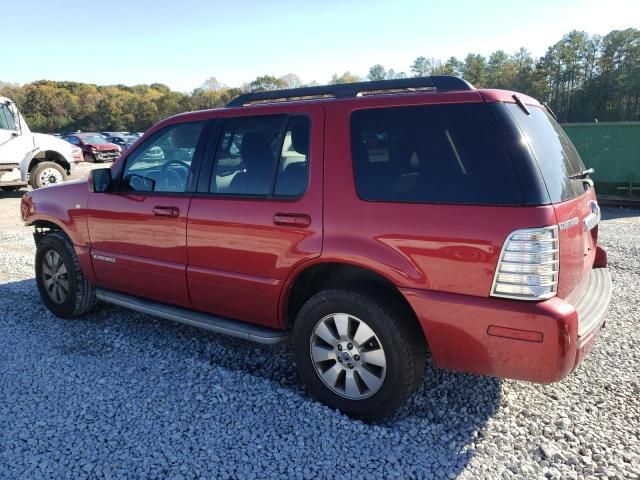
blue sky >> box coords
[2,0,638,91]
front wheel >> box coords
[83,152,96,163]
[30,162,67,188]
[35,232,96,318]
[292,289,426,421]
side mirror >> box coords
[89,168,112,193]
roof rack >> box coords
[226,75,474,108]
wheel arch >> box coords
[280,260,428,347]
[28,150,71,175]
[29,219,72,245]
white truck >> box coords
[0,97,75,190]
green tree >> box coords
[410,56,432,77]
[462,54,487,86]
[368,64,387,81]
[329,72,361,84]
[248,75,286,92]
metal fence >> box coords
[563,122,640,201]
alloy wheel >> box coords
[310,313,387,400]
[41,250,69,304]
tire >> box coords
[35,231,97,318]
[1,186,21,191]
[292,289,426,421]
[84,152,96,163]
[30,162,67,189]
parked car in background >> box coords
[62,133,121,163]
[105,135,138,152]
[100,131,127,138]
[0,96,74,189]
[21,76,612,420]
[70,145,84,163]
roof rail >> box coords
[226,75,474,108]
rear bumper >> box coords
[401,267,612,383]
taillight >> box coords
[491,226,559,300]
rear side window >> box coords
[351,104,524,205]
[505,104,587,202]
[211,115,309,197]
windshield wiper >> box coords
[568,168,594,179]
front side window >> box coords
[351,103,524,205]
[121,121,205,193]
[0,104,16,131]
[211,115,310,197]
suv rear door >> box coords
[186,104,323,328]
[503,103,599,299]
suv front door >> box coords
[87,120,209,307]
[187,105,323,328]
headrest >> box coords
[240,132,273,163]
[171,124,202,148]
[290,117,309,155]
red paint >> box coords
[21,86,609,384]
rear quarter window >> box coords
[505,104,587,203]
[350,103,524,205]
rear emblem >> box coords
[558,217,579,231]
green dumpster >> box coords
[563,122,640,200]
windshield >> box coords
[506,104,587,202]
[80,135,109,144]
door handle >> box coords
[152,206,180,218]
[273,213,311,227]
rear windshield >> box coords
[350,103,524,205]
[505,104,587,203]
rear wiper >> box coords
[567,168,594,179]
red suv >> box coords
[21,77,612,420]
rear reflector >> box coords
[487,325,544,342]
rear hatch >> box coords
[504,103,599,300]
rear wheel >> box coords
[30,162,67,188]
[292,289,426,421]
[35,232,96,318]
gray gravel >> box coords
[0,180,639,479]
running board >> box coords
[95,288,290,345]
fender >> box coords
[22,181,96,283]
[21,180,91,248]
[21,134,75,182]
[277,249,425,329]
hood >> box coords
[21,178,90,223]
[84,142,119,151]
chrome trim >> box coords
[584,200,600,231]
[490,226,559,301]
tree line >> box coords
[1,28,637,133]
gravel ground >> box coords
[0,171,638,479]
